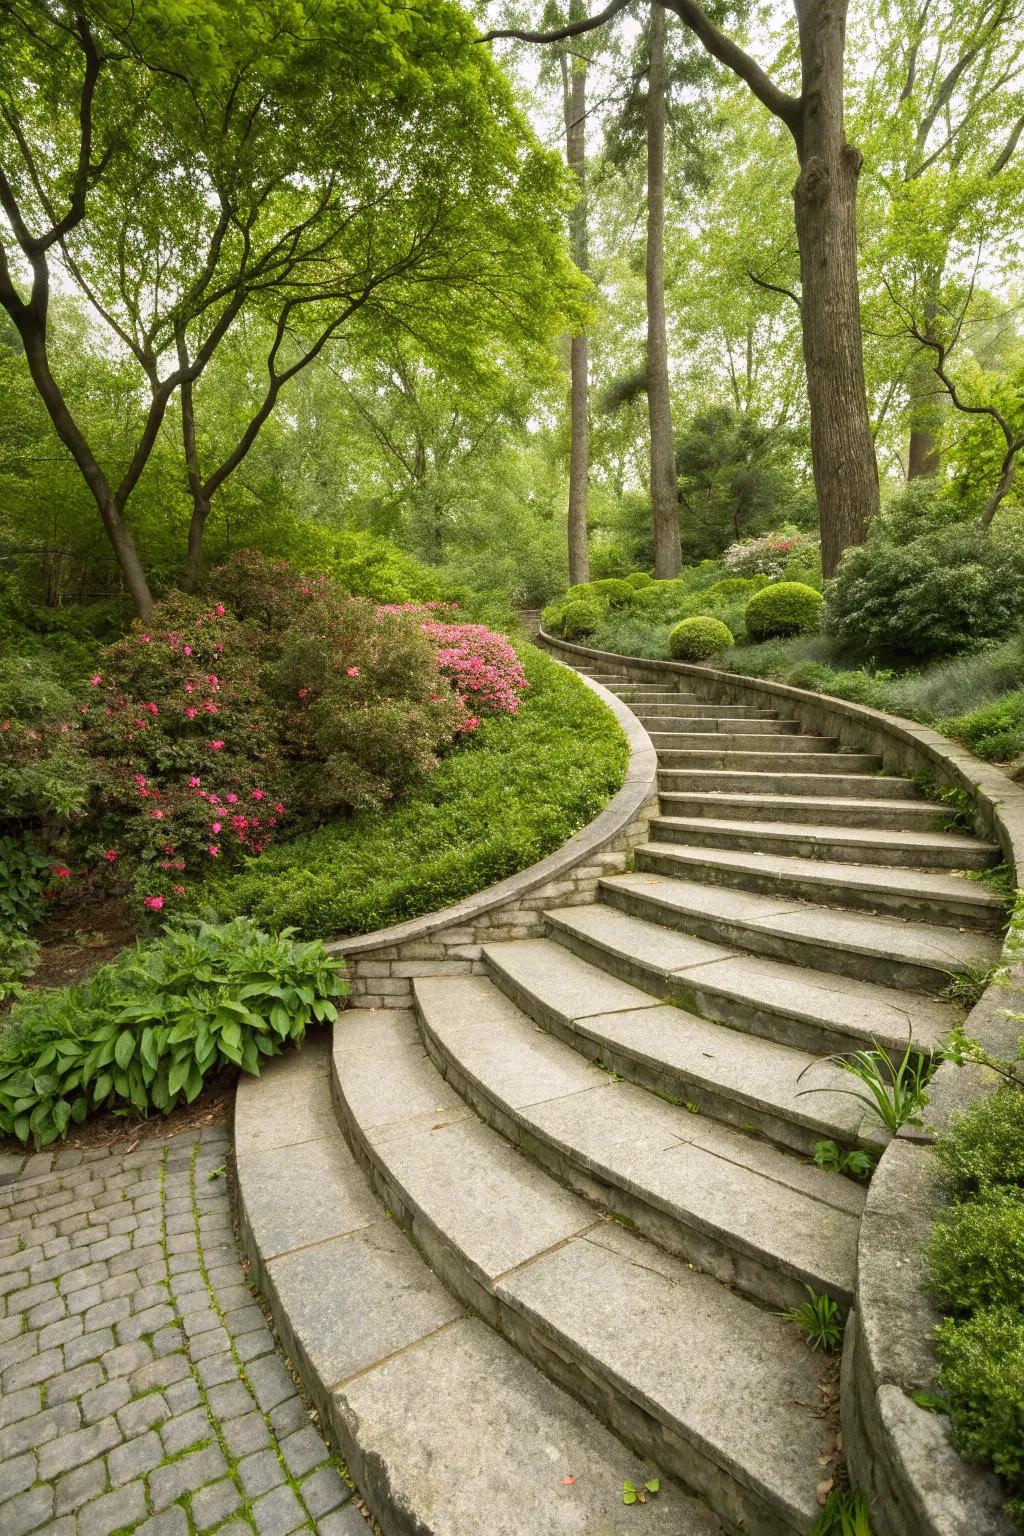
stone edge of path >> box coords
[539,629,1024,1536]
[324,663,659,1009]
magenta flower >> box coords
[52,865,71,879]
[210,740,225,751]
[143,895,164,911]
[104,849,117,862]
[251,789,265,801]
[210,821,222,834]
[346,666,360,677]
[208,844,220,858]
[90,674,102,686]
[139,634,151,644]
[215,604,226,616]
[189,776,201,787]
[297,688,308,698]
[145,702,158,715]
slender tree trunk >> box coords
[791,0,879,577]
[563,17,590,586]
[16,318,155,618]
[646,2,681,578]
[907,302,942,478]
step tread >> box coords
[614,866,1000,975]
[653,814,997,857]
[547,901,955,1051]
[235,1042,718,1536]
[481,937,883,1153]
[657,769,918,798]
[659,792,942,819]
[634,839,1004,914]
[414,977,861,1305]
[649,731,838,749]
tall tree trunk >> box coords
[791,0,879,577]
[906,301,942,479]
[646,2,681,578]
[563,15,590,586]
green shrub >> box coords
[941,691,1024,763]
[824,522,1024,662]
[668,616,735,661]
[0,835,53,932]
[561,598,604,639]
[937,1085,1024,1200]
[589,578,635,608]
[745,581,823,641]
[195,646,627,937]
[928,1191,1024,1316]
[626,572,653,588]
[935,1306,1024,1522]
[0,655,95,824]
[0,917,345,1145]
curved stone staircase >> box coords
[236,660,1005,1536]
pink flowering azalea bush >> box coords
[71,552,527,918]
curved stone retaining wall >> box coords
[326,664,659,1009]
[539,631,1024,1536]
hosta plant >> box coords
[0,917,345,1145]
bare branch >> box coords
[747,269,801,309]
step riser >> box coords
[656,751,883,772]
[482,951,857,1161]
[546,915,923,1061]
[603,876,956,994]
[415,1008,842,1318]
[649,818,996,871]
[658,770,916,799]
[645,720,800,737]
[634,705,780,719]
[650,732,834,752]
[659,794,945,831]
[631,845,1003,932]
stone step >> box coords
[651,813,999,871]
[658,768,919,799]
[332,1009,832,1535]
[604,867,1001,993]
[658,790,951,830]
[546,901,956,1058]
[656,748,883,772]
[631,839,1006,933]
[481,936,887,1158]
[610,688,703,701]
[633,703,781,719]
[647,718,801,736]
[649,730,838,752]
[413,977,861,1312]
[234,1040,716,1536]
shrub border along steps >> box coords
[322,665,660,1006]
[538,630,1024,1536]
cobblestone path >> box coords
[0,1124,366,1535]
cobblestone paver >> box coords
[0,1126,366,1534]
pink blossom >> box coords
[297,688,308,698]
[151,809,164,820]
[251,789,265,801]
[225,793,238,804]
[185,707,197,719]
[185,681,195,694]
[207,675,219,689]
[274,802,284,814]
[90,674,102,686]
[208,844,220,858]
[189,776,201,787]
[215,604,226,616]
[143,895,164,911]
[183,645,192,656]
[52,865,71,879]
[346,666,360,677]
[139,634,151,645]
[80,705,89,714]
[172,884,185,896]
[210,821,222,834]
[134,774,147,788]
[1,722,9,732]
[210,740,225,751]
[104,849,117,862]
[145,702,158,716]
[208,794,220,805]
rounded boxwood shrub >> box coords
[626,572,653,589]
[561,598,604,640]
[589,578,635,608]
[745,581,823,640]
[668,616,734,661]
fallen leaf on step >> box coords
[562,1476,577,1486]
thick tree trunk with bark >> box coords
[563,23,590,586]
[791,1,879,578]
[646,2,682,578]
